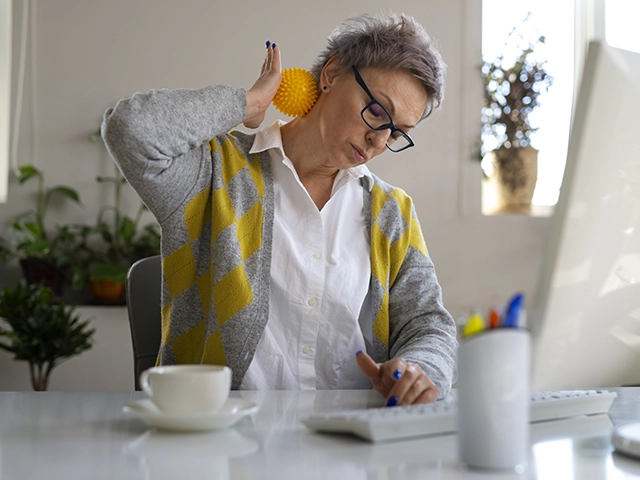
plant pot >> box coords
[488,146,538,214]
[90,279,126,304]
[19,257,66,297]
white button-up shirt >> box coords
[240,121,373,390]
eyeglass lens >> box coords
[361,104,412,151]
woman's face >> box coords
[317,62,428,170]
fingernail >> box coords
[272,43,276,49]
[266,40,271,48]
[355,350,363,357]
[393,369,402,380]
[386,396,398,407]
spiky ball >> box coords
[272,67,319,117]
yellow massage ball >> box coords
[272,67,319,117]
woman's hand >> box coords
[356,351,438,406]
[244,42,282,129]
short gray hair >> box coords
[311,13,446,120]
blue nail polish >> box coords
[272,43,276,49]
[386,396,398,407]
[266,40,271,48]
[355,350,363,357]
[393,369,402,380]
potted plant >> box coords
[480,15,553,213]
[0,280,95,391]
[87,172,160,303]
[85,129,160,304]
[4,165,84,296]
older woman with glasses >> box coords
[102,13,457,405]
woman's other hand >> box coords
[244,42,282,129]
[356,351,438,406]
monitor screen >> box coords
[531,41,640,391]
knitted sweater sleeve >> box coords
[100,85,246,223]
[388,217,458,400]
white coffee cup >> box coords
[140,365,232,414]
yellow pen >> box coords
[463,312,485,338]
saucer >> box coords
[122,397,258,432]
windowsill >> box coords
[482,201,555,218]
[530,204,555,217]
[481,178,555,217]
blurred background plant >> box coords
[0,165,84,296]
[83,129,160,303]
[480,13,554,213]
[0,127,160,304]
[0,280,95,391]
[480,13,553,156]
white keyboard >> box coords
[301,390,617,442]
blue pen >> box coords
[504,293,524,328]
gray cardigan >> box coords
[102,85,458,397]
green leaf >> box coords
[23,238,51,257]
[119,217,136,243]
[88,128,102,143]
[23,222,44,237]
[17,165,42,185]
[95,223,113,243]
[47,186,81,205]
[71,269,90,291]
[90,263,128,283]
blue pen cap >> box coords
[504,293,525,328]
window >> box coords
[481,0,639,215]
[481,0,575,214]
[605,0,640,53]
[0,0,11,203]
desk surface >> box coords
[2,388,640,480]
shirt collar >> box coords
[249,121,374,192]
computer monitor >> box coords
[531,41,640,391]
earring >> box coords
[323,86,328,91]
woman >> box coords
[102,13,457,406]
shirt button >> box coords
[308,298,318,307]
[303,346,312,354]
[312,253,321,260]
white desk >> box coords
[1,388,640,479]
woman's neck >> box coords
[280,114,339,210]
[280,114,339,184]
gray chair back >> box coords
[126,255,162,390]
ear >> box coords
[319,55,344,91]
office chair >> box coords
[126,255,162,390]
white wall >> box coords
[1,1,549,320]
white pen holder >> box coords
[457,328,531,473]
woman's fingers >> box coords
[244,42,282,129]
[262,41,272,74]
[260,42,279,82]
[271,42,281,74]
[415,387,438,404]
[358,355,438,406]
[355,351,381,380]
[384,361,438,406]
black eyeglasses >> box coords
[352,65,415,153]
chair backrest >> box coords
[126,255,162,390]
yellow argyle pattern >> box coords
[156,131,423,371]
[159,135,265,366]
[369,184,428,348]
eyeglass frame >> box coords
[351,65,415,153]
